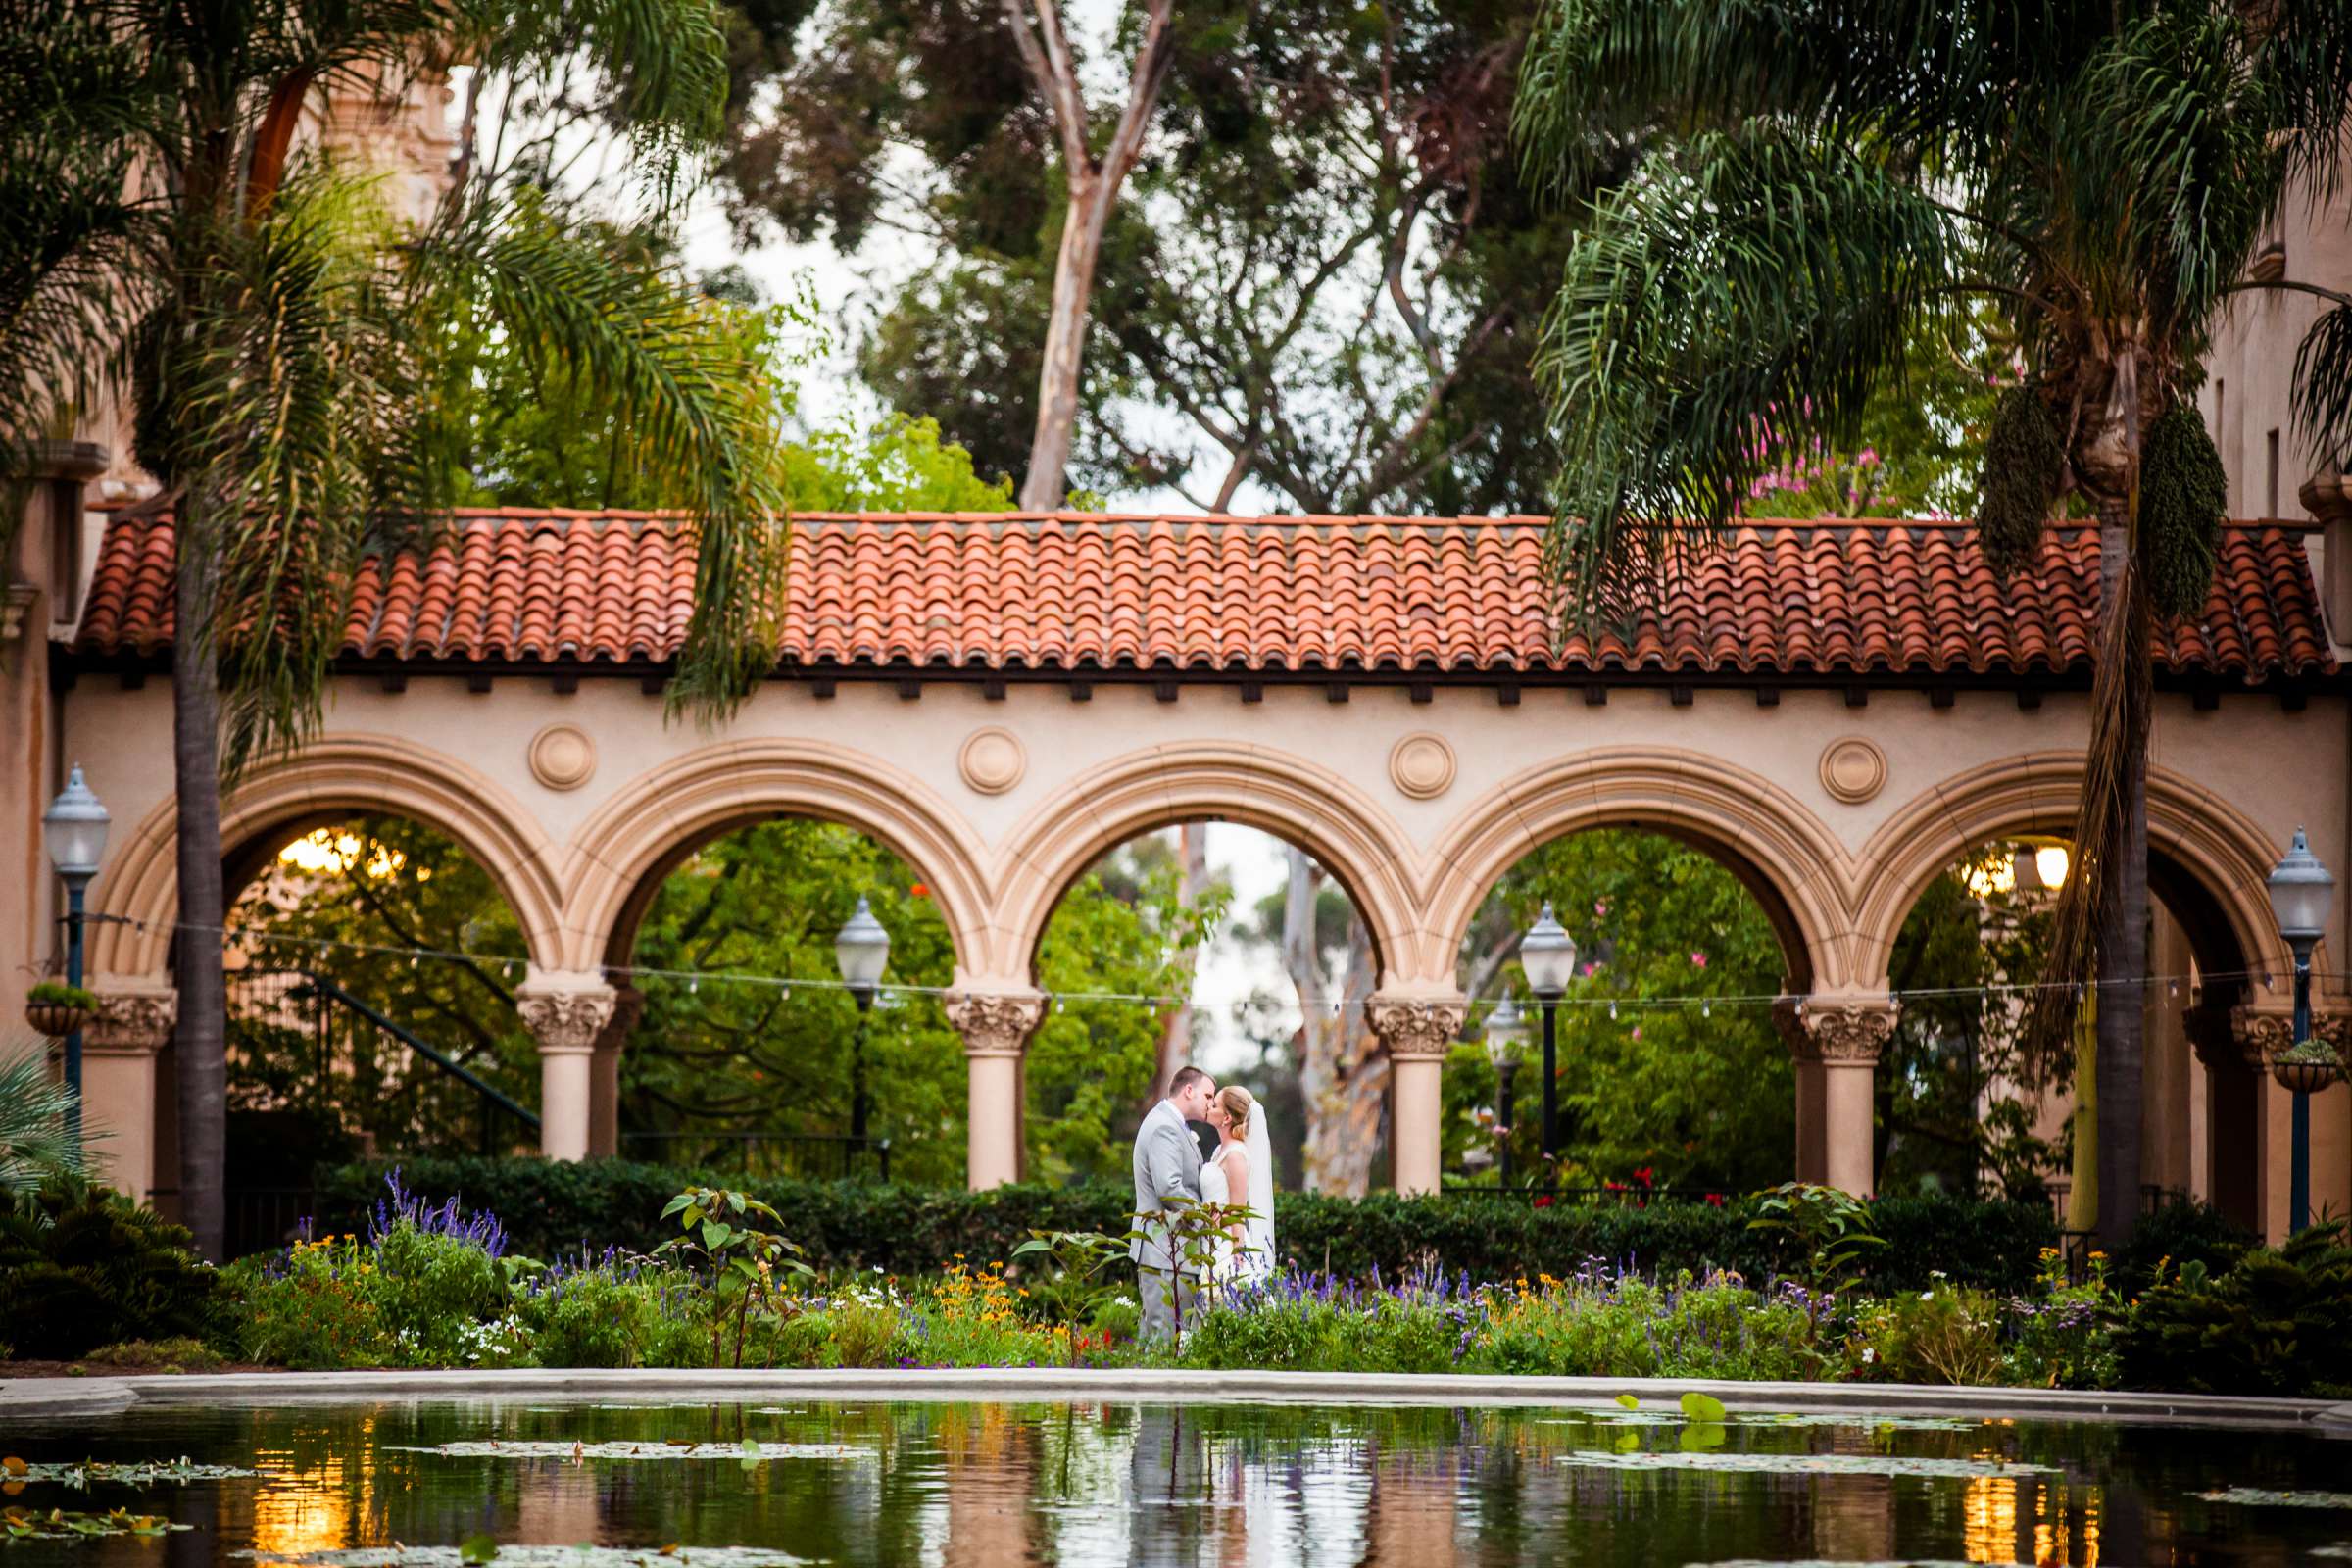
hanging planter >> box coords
[24,981,96,1039]
[2271,1037,2344,1097]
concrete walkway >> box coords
[5,1366,2347,1432]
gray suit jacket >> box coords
[1130,1099,1203,1269]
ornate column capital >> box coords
[1793,996,1900,1065]
[945,990,1049,1059]
[2232,1005,2297,1070]
[1365,996,1468,1062]
[85,988,176,1054]
[516,979,618,1055]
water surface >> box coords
[8,1396,2348,1565]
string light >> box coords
[134,916,2341,1018]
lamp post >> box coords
[42,764,111,1144]
[1518,904,1578,1166]
[2266,827,2336,1234]
[833,896,891,1167]
[1483,994,1528,1186]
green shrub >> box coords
[220,1244,395,1369]
[309,1158,2053,1294]
[2113,1200,2255,1295]
[2117,1221,2352,1396]
[2001,1249,2121,1391]
[512,1258,708,1369]
[0,1185,218,1359]
[81,1337,223,1371]
[1471,1269,1828,1381]
[371,1224,509,1364]
[1852,1282,2004,1385]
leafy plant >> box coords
[0,1183,216,1359]
[1853,1281,2004,1386]
[1011,1228,1130,1368]
[81,1337,223,1371]
[2118,1221,2352,1396]
[1746,1183,1886,1289]
[656,1186,814,1368]
[24,982,97,1009]
[0,1048,87,1207]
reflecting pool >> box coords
[5,1396,2348,1565]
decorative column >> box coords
[81,987,176,1202]
[2315,1012,2352,1231]
[1800,997,1898,1197]
[945,989,1047,1191]
[2234,1004,2298,1243]
[515,974,617,1162]
[1773,998,1827,1185]
[1367,995,1468,1197]
[589,986,642,1159]
[2184,1000,2264,1230]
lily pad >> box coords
[235,1549,812,1568]
[3,1504,190,1541]
[387,1443,871,1463]
[1679,1392,1729,1423]
[1613,1393,1640,1410]
[1567,1448,2047,1481]
[2194,1487,2352,1509]
[14,1457,262,1488]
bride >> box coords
[1200,1085,1275,1284]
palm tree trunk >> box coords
[172,497,228,1260]
[2092,491,2153,1251]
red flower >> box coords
[1632,1166,1654,1185]
[908,883,929,898]
[1533,1195,1554,1208]
[1704,1192,1726,1207]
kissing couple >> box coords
[1129,1065,1276,1341]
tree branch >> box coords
[1001,0,1090,175]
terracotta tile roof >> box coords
[70,509,2340,680]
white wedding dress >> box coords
[1198,1123,1276,1285]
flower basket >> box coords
[24,1002,92,1038]
[2271,1038,2344,1096]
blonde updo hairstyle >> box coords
[1216,1084,1255,1138]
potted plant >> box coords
[24,981,98,1039]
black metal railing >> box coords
[620,1131,892,1183]
[1441,1182,1733,1206]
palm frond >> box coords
[2291,301,2352,458]
[411,191,792,717]
[1533,125,1960,620]
[0,1046,90,1204]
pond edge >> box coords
[4,1368,2347,1432]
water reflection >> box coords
[4,1398,2345,1567]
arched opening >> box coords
[1023,821,1393,1195]
[1447,827,1809,1195]
[599,818,958,1184]
[1875,837,2264,1228]
[216,812,537,1248]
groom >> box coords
[1131,1064,1215,1341]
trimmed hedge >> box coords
[310,1157,2059,1294]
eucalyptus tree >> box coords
[2,0,792,1255]
[1516,0,2352,1247]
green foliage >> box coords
[655,1185,815,1367]
[2117,1221,2352,1396]
[1746,1183,1886,1290]
[1451,829,1793,1191]
[2112,1200,2255,1296]
[1851,1283,2004,1386]
[0,1185,217,1359]
[2142,401,2229,617]
[2001,1249,2122,1391]
[1010,1228,1131,1367]
[307,1157,2056,1295]
[1977,386,2067,579]
[1471,1269,1828,1381]
[0,1047,87,1205]
[511,1259,708,1370]
[80,1337,223,1371]
[24,982,96,1008]
[779,415,1015,513]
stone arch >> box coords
[87,734,564,978]
[989,742,1420,985]
[1851,753,2288,995]
[560,739,995,979]
[1421,748,1856,992]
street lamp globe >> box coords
[1483,994,1528,1069]
[2268,826,2334,950]
[42,764,110,880]
[1518,904,1578,998]
[833,895,892,996]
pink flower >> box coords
[1631,1026,1642,1041]
[1856,447,1880,467]
[1690,951,1708,968]
[1594,900,1609,916]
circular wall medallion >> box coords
[1818,737,1887,805]
[527,723,597,792]
[958,726,1028,796]
[1389,733,1458,800]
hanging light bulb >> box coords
[1701,1001,1711,1018]
[688,976,699,995]
[1608,1000,1619,1020]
